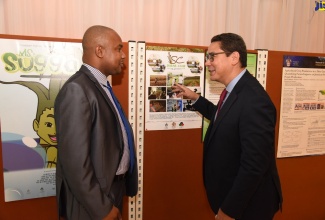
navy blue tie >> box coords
[106,82,135,173]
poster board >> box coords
[0,34,79,219]
[0,34,133,220]
[144,46,205,131]
[277,55,325,158]
[0,37,82,202]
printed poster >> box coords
[145,46,205,130]
[277,55,325,158]
[0,38,82,201]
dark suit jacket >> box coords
[193,71,282,220]
[54,66,138,220]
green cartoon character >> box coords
[33,106,57,168]
[0,74,68,168]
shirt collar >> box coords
[83,63,108,86]
[226,68,246,93]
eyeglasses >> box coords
[205,52,227,62]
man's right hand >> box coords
[171,83,200,100]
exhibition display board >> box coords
[0,34,324,220]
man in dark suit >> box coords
[54,25,138,220]
[172,33,282,220]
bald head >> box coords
[82,26,113,49]
[82,26,113,62]
[81,25,125,76]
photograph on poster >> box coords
[182,99,196,112]
[149,75,166,86]
[167,99,183,112]
[167,72,184,86]
[187,55,203,73]
[149,100,166,113]
[183,76,200,87]
[148,87,166,100]
[147,54,165,72]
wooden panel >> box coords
[142,129,214,220]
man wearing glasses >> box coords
[172,33,282,220]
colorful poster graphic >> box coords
[145,46,205,130]
[277,55,325,158]
[0,38,82,201]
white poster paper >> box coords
[277,55,325,158]
[145,46,205,130]
[0,38,82,201]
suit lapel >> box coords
[79,66,125,152]
[79,66,117,111]
[205,70,251,146]
[206,93,237,145]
